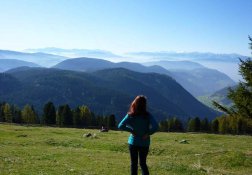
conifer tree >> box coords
[211,118,219,133]
[11,105,22,123]
[3,103,13,123]
[173,117,184,132]
[200,118,210,132]
[159,120,168,132]
[73,107,81,127]
[79,105,92,126]
[56,105,65,127]
[107,114,116,129]
[56,104,72,126]
[43,101,56,125]
[213,36,252,119]
[21,104,37,124]
[0,102,5,122]
[187,117,201,132]
[62,104,72,126]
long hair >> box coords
[128,95,149,117]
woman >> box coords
[118,95,158,175]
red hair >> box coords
[128,95,149,116]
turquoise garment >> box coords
[118,113,158,147]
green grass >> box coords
[0,124,252,175]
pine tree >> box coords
[107,114,116,129]
[21,104,37,124]
[168,118,174,132]
[159,120,168,132]
[3,103,13,123]
[97,115,104,127]
[213,36,252,119]
[200,118,210,132]
[73,107,81,127]
[11,105,22,123]
[173,117,184,132]
[187,117,200,132]
[56,105,65,127]
[0,102,5,122]
[62,104,72,126]
[218,117,229,134]
[211,119,219,133]
[79,105,92,127]
[43,101,56,125]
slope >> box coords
[1,67,218,120]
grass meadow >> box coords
[0,123,251,175]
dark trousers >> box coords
[129,144,149,175]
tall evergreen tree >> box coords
[107,114,116,129]
[187,117,201,132]
[3,103,13,123]
[43,101,56,125]
[62,104,72,126]
[211,119,219,133]
[213,36,252,119]
[200,118,210,132]
[79,105,92,126]
[218,117,229,134]
[173,117,184,132]
[21,104,37,124]
[73,107,81,127]
[11,105,22,123]
[159,120,168,132]
[56,105,65,127]
[97,115,104,127]
[0,102,5,122]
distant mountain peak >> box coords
[24,47,122,59]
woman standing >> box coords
[118,95,158,175]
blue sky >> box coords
[0,0,251,55]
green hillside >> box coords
[1,67,218,121]
[0,124,251,175]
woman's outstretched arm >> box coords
[118,114,133,132]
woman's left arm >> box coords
[118,114,134,133]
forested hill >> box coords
[53,57,235,96]
[1,67,218,121]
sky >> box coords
[0,0,251,56]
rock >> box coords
[179,139,189,144]
[83,133,92,137]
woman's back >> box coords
[127,115,149,137]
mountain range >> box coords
[127,51,247,62]
[1,48,244,80]
[143,60,204,70]
[54,58,236,96]
[0,50,237,96]
[127,51,248,81]
[0,67,218,121]
[0,59,40,72]
[0,50,67,67]
[24,47,122,59]
[0,49,239,119]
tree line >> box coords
[1,101,251,134]
[158,116,251,134]
[0,102,116,129]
